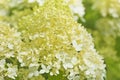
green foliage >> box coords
[42,71,67,80]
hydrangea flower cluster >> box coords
[65,0,85,20]
[28,0,85,20]
[0,21,21,79]
[0,0,106,80]
[0,0,23,16]
[92,0,120,18]
[0,0,85,25]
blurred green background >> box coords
[80,0,120,80]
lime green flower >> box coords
[28,0,45,5]
[65,0,85,20]
[18,0,106,80]
[27,0,85,20]
[0,21,21,79]
[0,0,106,80]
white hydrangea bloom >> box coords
[6,64,18,79]
[39,64,51,74]
[67,70,80,80]
[18,0,105,79]
[28,0,85,20]
[0,22,22,79]
[0,59,6,72]
[72,40,83,51]
[28,0,45,5]
[93,0,120,18]
[4,52,14,58]
[67,0,85,19]
[0,0,106,80]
